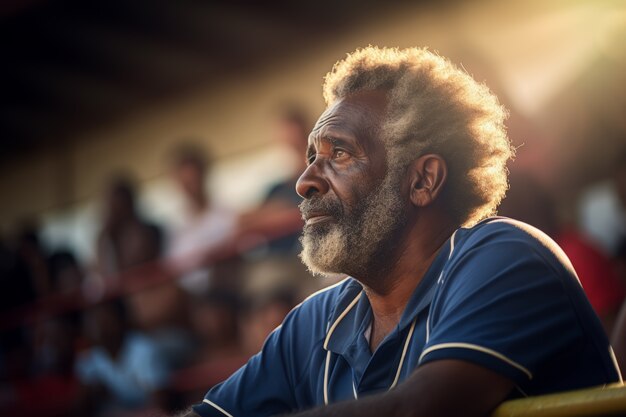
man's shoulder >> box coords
[461,216,550,244]
[456,217,569,264]
[444,216,578,287]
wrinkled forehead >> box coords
[309,90,388,144]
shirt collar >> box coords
[323,233,455,355]
[396,235,453,330]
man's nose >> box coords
[296,162,330,199]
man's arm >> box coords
[179,359,512,417]
[290,359,514,417]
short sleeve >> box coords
[192,307,302,417]
[420,228,583,385]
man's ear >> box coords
[409,154,447,207]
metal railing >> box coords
[492,383,626,417]
[0,208,304,331]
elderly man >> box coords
[185,47,621,417]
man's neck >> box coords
[362,219,457,352]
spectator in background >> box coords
[605,151,626,370]
[168,290,246,402]
[166,144,237,294]
[262,105,309,208]
[15,223,51,299]
[237,105,309,254]
[18,224,51,296]
[239,287,297,356]
[499,171,625,332]
[95,176,162,279]
[0,222,59,313]
[96,176,189,345]
[0,315,80,417]
[75,299,169,415]
[578,151,626,257]
[0,239,82,417]
[238,257,311,355]
[0,236,38,313]
[188,289,242,363]
[47,250,84,294]
[611,240,626,370]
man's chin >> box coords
[299,229,347,277]
[299,245,336,277]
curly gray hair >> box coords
[323,46,514,226]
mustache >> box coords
[299,196,343,220]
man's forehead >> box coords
[310,90,388,139]
[311,102,343,132]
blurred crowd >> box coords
[1,102,626,417]
[0,107,335,417]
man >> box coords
[183,47,622,417]
[166,144,237,292]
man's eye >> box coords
[307,154,316,165]
[333,149,347,159]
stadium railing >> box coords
[0,208,304,331]
[491,383,626,417]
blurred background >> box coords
[0,0,625,416]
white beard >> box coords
[299,170,405,277]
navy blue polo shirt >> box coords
[193,217,622,417]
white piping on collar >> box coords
[450,229,457,254]
[430,228,459,342]
[202,399,234,417]
[323,291,363,350]
[437,229,457,284]
[390,316,418,389]
[323,350,332,405]
[329,316,419,403]
[323,290,362,405]
[324,229,460,403]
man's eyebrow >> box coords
[305,134,356,157]
[326,136,343,146]
[325,135,355,148]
